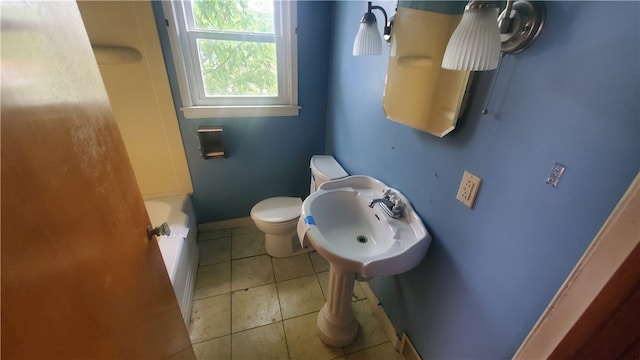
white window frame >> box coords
[162,0,300,118]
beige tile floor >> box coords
[190,224,402,360]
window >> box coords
[162,0,299,118]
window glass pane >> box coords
[196,39,278,96]
[191,0,275,34]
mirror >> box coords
[383,2,471,137]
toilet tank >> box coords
[309,155,348,194]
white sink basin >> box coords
[299,175,431,280]
[298,175,432,346]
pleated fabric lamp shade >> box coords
[442,7,501,71]
[353,13,382,56]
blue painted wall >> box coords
[327,1,639,358]
[152,1,332,223]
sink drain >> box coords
[356,235,368,244]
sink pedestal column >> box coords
[317,264,358,346]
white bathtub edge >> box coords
[144,194,198,327]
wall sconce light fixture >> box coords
[442,0,545,71]
[353,2,392,56]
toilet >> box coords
[250,155,348,258]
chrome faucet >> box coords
[369,189,405,219]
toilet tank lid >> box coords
[251,197,302,222]
[310,155,348,180]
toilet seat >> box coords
[251,197,302,223]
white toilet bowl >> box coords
[250,197,307,258]
[250,155,348,258]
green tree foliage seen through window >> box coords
[192,0,278,97]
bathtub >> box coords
[144,195,199,326]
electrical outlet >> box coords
[457,170,482,208]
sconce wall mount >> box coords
[443,0,546,71]
[499,0,545,54]
[353,1,393,56]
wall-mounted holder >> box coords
[197,127,225,159]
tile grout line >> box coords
[197,226,395,358]
[192,225,265,358]
[228,227,235,359]
[192,230,234,355]
[280,321,291,360]
[271,254,292,359]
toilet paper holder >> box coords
[197,127,225,159]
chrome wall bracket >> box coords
[500,1,546,54]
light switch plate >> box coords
[457,170,482,208]
[546,163,566,187]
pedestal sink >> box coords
[297,176,431,346]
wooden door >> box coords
[1,1,195,358]
[514,173,640,359]
[549,234,640,359]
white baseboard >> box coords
[198,217,254,232]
